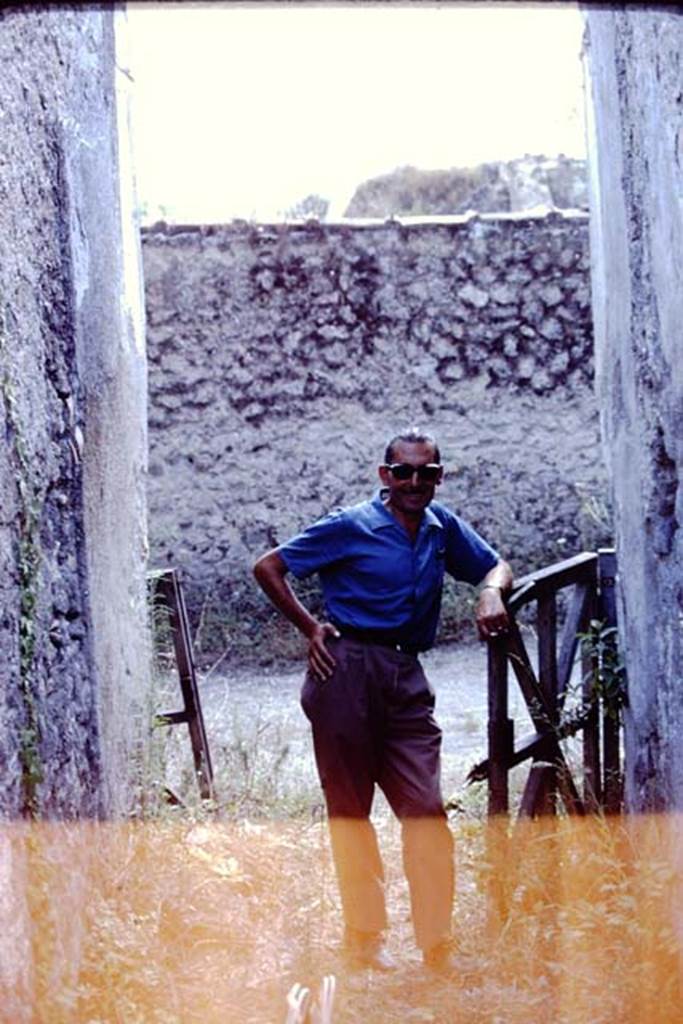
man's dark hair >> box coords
[384,428,441,465]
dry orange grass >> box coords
[1,811,682,1023]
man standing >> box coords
[253,429,512,973]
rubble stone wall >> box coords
[143,212,608,652]
[583,7,683,812]
[0,8,150,819]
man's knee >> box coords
[401,814,454,858]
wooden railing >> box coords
[469,549,622,819]
[149,568,216,804]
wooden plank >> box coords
[172,572,216,802]
[513,550,598,591]
[537,592,558,712]
[510,551,598,608]
[597,548,618,626]
[507,621,585,815]
[487,637,512,815]
[583,698,602,811]
[537,592,558,815]
[156,710,190,726]
[506,579,537,615]
[603,713,622,813]
[506,620,556,731]
[468,712,593,783]
[469,732,550,783]
[518,761,556,819]
[598,549,622,813]
[157,570,216,803]
[518,757,585,819]
[581,588,602,811]
[556,759,586,816]
[557,582,593,705]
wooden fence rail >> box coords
[148,568,216,803]
[469,548,621,820]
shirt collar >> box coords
[369,491,443,532]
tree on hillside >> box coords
[283,193,330,221]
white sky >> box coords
[124,2,586,222]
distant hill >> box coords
[344,154,588,218]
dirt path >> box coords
[196,641,535,803]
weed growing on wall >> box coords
[575,483,614,552]
[579,618,628,721]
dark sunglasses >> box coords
[386,462,442,482]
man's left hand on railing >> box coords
[476,560,514,641]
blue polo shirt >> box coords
[278,492,499,651]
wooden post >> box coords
[486,636,512,931]
[487,637,512,816]
[582,583,602,812]
[537,593,559,711]
[536,593,558,815]
[519,759,555,819]
[577,581,602,811]
[598,549,622,813]
[153,569,216,803]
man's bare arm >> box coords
[475,559,514,641]
[253,549,340,680]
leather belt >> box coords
[332,622,422,656]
